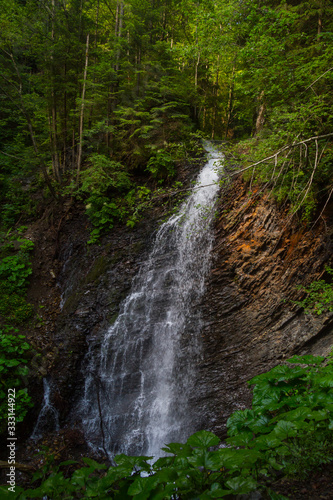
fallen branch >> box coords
[154,133,333,201]
[302,67,333,93]
[0,460,35,471]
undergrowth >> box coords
[233,130,333,223]
[70,136,205,244]
[3,353,333,499]
[294,267,333,315]
[0,327,33,433]
[0,229,35,434]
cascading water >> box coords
[31,378,60,440]
[80,142,223,458]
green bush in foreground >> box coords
[2,353,333,499]
[0,233,34,324]
[0,327,33,434]
[0,232,34,433]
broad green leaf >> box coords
[115,454,152,472]
[59,460,78,467]
[127,475,160,499]
[277,406,314,422]
[225,476,257,494]
[162,442,193,456]
[217,448,261,469]
[200,483,231,498]
[273,420,297,439]
[148,482,177,500]
[313,374,333,388]
[227,409,256,435]
[82,457,107,470]
[186,430,220,448]
[226,431,254,447]
[155,467,178,483]
[249,414,272,433]
[287,355,324,365]
[71,468,92,487]
[188,449,223,470]
[153,456,174,469]
[255,433,283,449]
[275,445,292,457]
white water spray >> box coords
[31,378,60,440]
[80,143,223,457]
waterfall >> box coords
[80,142,223,458]
[31,378,60,440]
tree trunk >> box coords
[63,62,67,175]
[6,50,57,198]
[88,0,99,130]
[76,33,90,185]
[211,55,220,139]
[115,1,124,72]
[50,0,61,183]
[253,90,265,136]
[195,51,201,88]
[225,64,235,139]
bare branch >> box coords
[302,67,333,93]
[311,185,333,230]
[0,150,25,160]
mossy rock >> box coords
[108,312,118,325]
[84,255,109,284]
[62,291,82,314]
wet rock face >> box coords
[47,160,205,425]
[52,214,163,419]
[196,179,333,437]
[29,170,332,446]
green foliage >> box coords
[85,195,122,245]
[228,353,333,478]
[0,232,34,324]
[9,353,333,499]
[0,326,33,433]
[294,267,333,315]
[236,131,333,221]
[80,155,132,196]
[77,155,132,243]
[146,150,176,182]
[75,142,204,242]
[0,231,34,433]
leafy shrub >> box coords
[146,150,176,182]
[0,293,34,323]
[228,353,333,478]
[125,186,152,228]
[7,354,333,499]
[85,194,122,244]
[236,131,333,222]
[78,154,132,243]
[0,234,34,324]
[0,233,34,433]
[0,327,33,433]
[80,154,132,195]
[294,267,333,315]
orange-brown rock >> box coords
[196,177,333,437]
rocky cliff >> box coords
[196,177,333,436]
[17,168,333,459]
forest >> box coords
[1,0,333,498]
[1,0,332,225]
